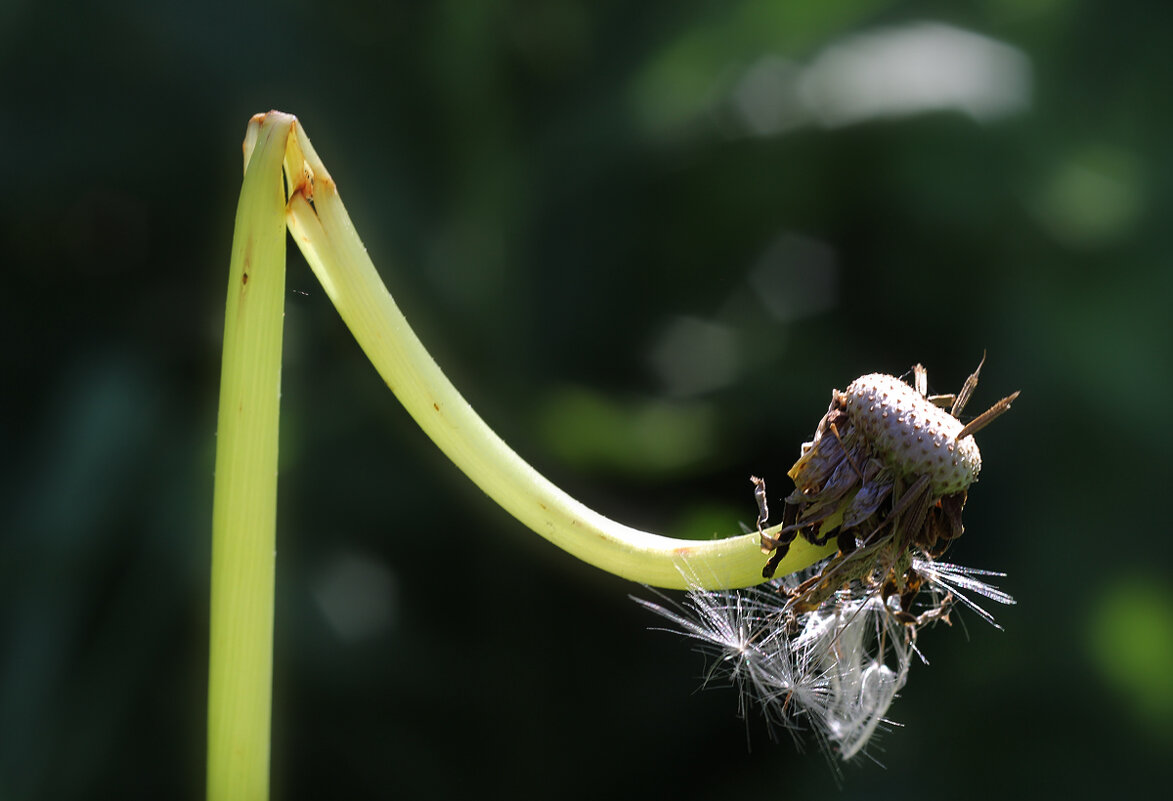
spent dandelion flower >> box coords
[637,358,1018,762]
[760,355,1018,618]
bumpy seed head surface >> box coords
[844,373,981,495]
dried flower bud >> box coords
[637,357,1018,763]
[764,357,1019,616]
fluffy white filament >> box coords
[635,555,1013,761]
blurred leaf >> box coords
[536,386,718,475]
[1031,144,1144,247]
[1088,577,1173,740]
[629,0,888,135]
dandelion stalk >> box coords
[207,110,836,798]
[207,111,294,800]
[277,114,836,589]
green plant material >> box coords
[1088,577,1173,739]
[206,109,839,800]
[277,114,835,589]
[535,386,719,475]
[207,111,294,801]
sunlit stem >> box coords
[207,111,294,801]
[273,112,835,589]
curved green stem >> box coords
[278,115,834,589]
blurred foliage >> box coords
[1088,577,1173,741]
[3,0,1172,798]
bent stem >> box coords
[279,116,836,589]
[207,111,294,800]
[208,109,837,800]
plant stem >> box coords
[279,117,836,589]
[207,111,294,801]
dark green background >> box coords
[4,0,1170,797]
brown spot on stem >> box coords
[241,238,253,290]
[433,402,439,411]
[296,170,314,203]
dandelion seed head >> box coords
[639,359,1017,763]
